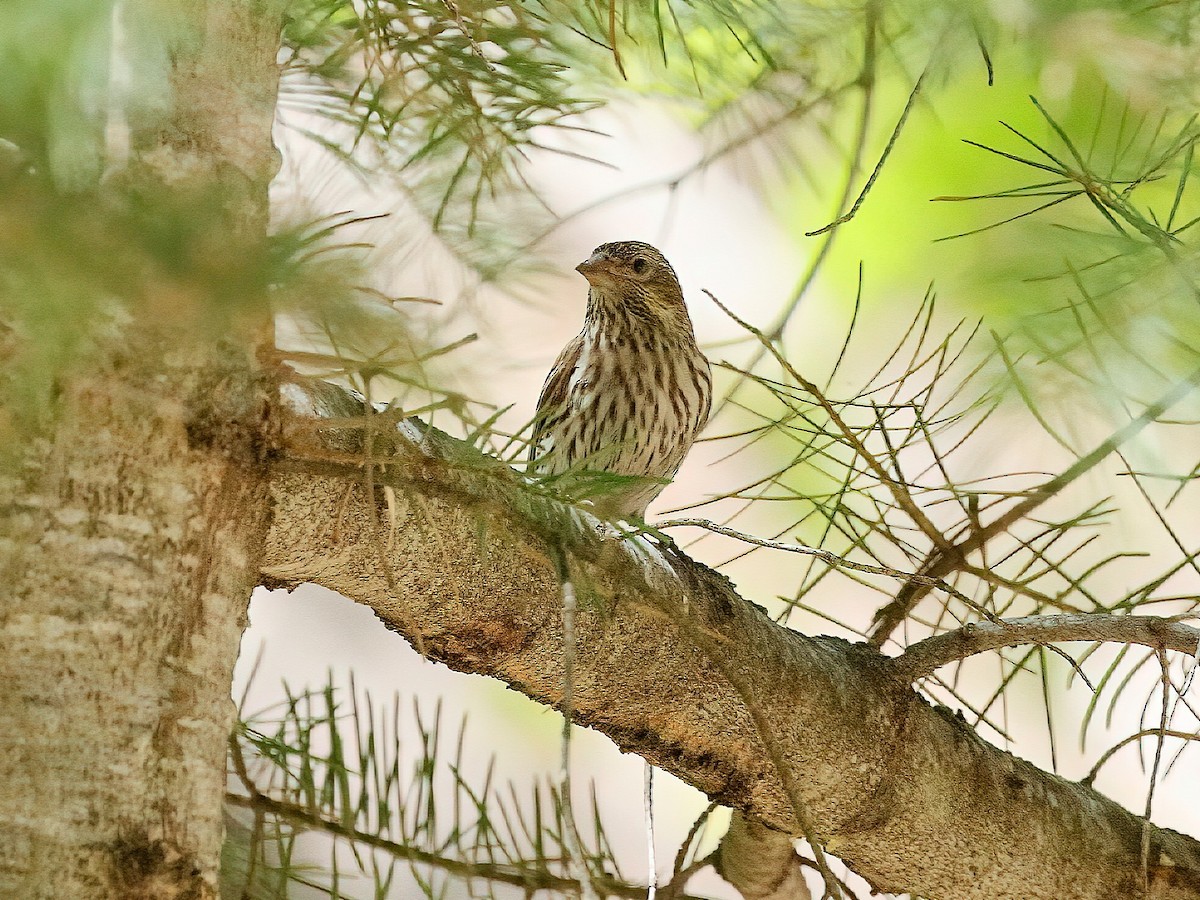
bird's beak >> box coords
[576,251,615,285]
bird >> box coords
[530,240,711,519]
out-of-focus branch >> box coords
[261,379,1200,900]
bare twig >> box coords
[1143,650,1173,891]
[659,517,960,593]
[806,64,928,237]
[712,4,883,417]
[556,570,600,900]
[662,804,719,899]
[893,613,1200,682]
[1082,728,1200,786]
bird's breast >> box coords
[548,336,710,480]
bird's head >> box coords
[576,240,690,331]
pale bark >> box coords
[717,813,812,900]
[0,344,273,899]
[897,614,1200,682]
[0,2,282,897]
[262,382,1200,900]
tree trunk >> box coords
[0,343,272,898]
[0,2,282,897]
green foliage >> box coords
[0,0,113,188]
[0,165,382,445]
[225,676,638,900]
[0,0,193,189]
[279,0,601,228]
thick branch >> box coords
[262,382,1200,900]
[896,614,1200,681]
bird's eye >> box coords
[632,257,648,275]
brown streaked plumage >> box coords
[530,240,711,518]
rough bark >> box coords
[0,2,282,897]
[718,813,812,900]
[0,343,274,899]
[262,382,1200,900]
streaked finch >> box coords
[530,240,711,519]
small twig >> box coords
[711,6,883,416]
[806,65,928,237]
[1142,650,1172,891]
[659,517,960,592]
[662,513,1023,661]
[606,0,626,78]
[662,805,719,899]
[645,762,657,900]
[893,613,1200,682]
[1082,728,1200,786]
[554,555,599,900]
[870,362,1200,648]
[442,0,497,73]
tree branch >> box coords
[894,613,1200,682]
[716,813,811,900]
[224,792,687,900]
[869,363,1200,647]
[261,380,1200,900]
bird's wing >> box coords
[695,354,713,432]
[530,332,584,463]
